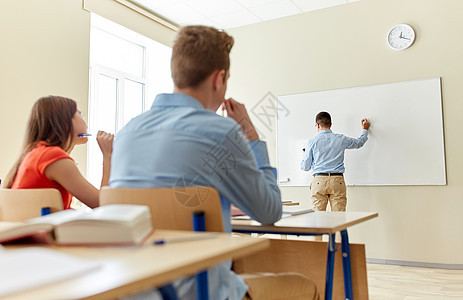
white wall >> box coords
[228,0,463,264]
[0,0,176,183]
[0,0,91,177]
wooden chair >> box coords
[100,186,223,300]
[0,188,63,221]
[99,186,224,232]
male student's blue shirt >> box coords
[301,129,368,175]
[110,93,282,300]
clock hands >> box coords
[399,31,411,41]
[388,24,415,50]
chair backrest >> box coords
[100,186,224,232]
[0,188,64,221]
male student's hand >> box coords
[223,98,259,141]
[361,118,370,130]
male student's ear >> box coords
[212,69,227,91]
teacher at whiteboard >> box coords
[301,111,370,213]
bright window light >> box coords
[86,13,173,189]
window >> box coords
[87,14,173,188]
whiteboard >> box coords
[277,78,446,186]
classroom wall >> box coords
[0,0,91,179]
[0,0,176,184]
[228,0,463,265]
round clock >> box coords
[387,24,415,50]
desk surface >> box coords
[232,211,378,234]
[3,230,269,300]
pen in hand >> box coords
[78,133,92,137]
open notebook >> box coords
[0,247,100,297]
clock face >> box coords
[387,24,415,50]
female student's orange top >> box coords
[11,141,74,209]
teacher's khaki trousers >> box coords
[310,175,347,242]
[310,175,347,212]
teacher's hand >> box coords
[361,118,370,130]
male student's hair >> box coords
[316,111,332,127]
[4,96,77,188]
[171,25,234,88]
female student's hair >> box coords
[4,96,77,188]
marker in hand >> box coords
[361,118,370,130]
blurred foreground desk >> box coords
[3,230,269,300]
[232,211,378,300]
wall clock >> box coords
[387,24,415,50]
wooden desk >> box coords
[232,211,378,235]
[232,211,378,300]
[3,230,269,300]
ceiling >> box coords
[130,0,360,29]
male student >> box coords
[110,26,318,300]
[301,111,370,212]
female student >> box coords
[3,96,113,209]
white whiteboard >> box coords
[277,78,446,186]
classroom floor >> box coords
[367,263,463,299]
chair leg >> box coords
[196,271,209,300]
[325,233,336,300]
[341,230,353,300]
[193,211,209,300]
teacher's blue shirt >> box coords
[301,129,368,175]
[110,93,282,300]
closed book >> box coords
[0,204,153,246]
[282,206,314,216]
